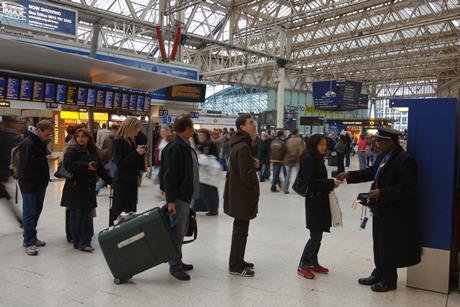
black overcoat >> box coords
[300,153,335,232]
[347,146,421,268]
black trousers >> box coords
[299,230,323,267]
[371,215,398,284]
[337,153,345,173]
[229,218,250,271]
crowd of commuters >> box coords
[0,114,418,293]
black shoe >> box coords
[358,276,380,286]
[170,270,191,281]
[230,268,255,277]
[243,261,254,269]
[371,282,397,292]
[182,263,194,271]
[271,187,279,192]
[284,191,290,194]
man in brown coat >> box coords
[283,128,304,193]
[224,114,260,277]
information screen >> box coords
[113,92,122,109]
[20,79,33,100]
[96,90,105,108]
[56,84,67,104]
[144,96,151,112]
[87,89,96,107]
[77,88,87,106]
[7,78,20,99]
[32,81,45,102]
[0,77,5,98]
[136,95,144,112]
[66,86,77,105]
[129,94,137,111]
[45,82,57,103]
[121,93,129,111]
[105,91,114,109]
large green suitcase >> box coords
[98,207,179,284]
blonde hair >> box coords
[116,117,141,141]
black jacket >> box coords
[300,153,335,232]
[18,132,50,193]
[347,146,420,268]
[160,136,195,203]
[256,139,271,164]
[112,138,142,182]
[61,145,112,208]
[197,140,219,158]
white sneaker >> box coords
[25,246,38,256]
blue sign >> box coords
[77,87,87,106]
[0,0,77,37]
[56,84,67,103]
[7,78,20,99]
[20,79,33,100]
[87,88,96,107]
[121,93,129,110]
[113,92,122,109]
[96,90,105,108]
[105,91,114,109]
[46,102,58,109]
[129,94,137,111]
[0,77,6,98]
[44,82,56,103]
[32,80,44,101]
[313,80,338,110]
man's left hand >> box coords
[254,159,260,170]
[369,189,380,200]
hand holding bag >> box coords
[54,162,75,180]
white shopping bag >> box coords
[329,191,343,227]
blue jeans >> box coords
[271,163,286,190]
[283,165,295,192]
[168,200,190,271]
[69,207,93,249]
[259,163,270,182]
[22,190,46,247]
[357,152,367,171]
[299,230,323,268]
[96,161,117,192]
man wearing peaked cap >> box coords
[337,127,420,292]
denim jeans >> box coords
[69,207,93,249]
[22,190,46,247]
[299,230,323,268]
[271,163,286,189]
[259,163,270,182]
[96,161,117,192]
[357,152,367,171]
[168,200,190,271]
[283,165,295,192]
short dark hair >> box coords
[291,128,299,135]
[36,120,53,132]
[174,115,193,133]
[198,128,210,139]
[102,123,107,129]
[235,114,252,131]
[276,130,284,138]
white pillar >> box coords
[277,67,285,129]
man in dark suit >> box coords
[337,127,420,292]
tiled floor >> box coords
[1,158,459,307]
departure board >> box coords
[105,91,114,109]
[0,77,5,98]
[56,84,67,104]
[45,83,57,103]
[20,79,33,100]
[96,90,105,108]
[113,92,122,109]
[129,94,137,110]
[121,93,129,111]
[66,86,77,105]
[32,81,45,102]
[77,88,87,106]
[136,95,144,112]
[7,78,20,99]
[87,88,96,107]
[144,96,151,112]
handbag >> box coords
[292,168,308,197]
[183,208,197,244]
[54,162,74,180]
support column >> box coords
[276,62,286,129]
[370,82,377,119]
[88,23,101,132]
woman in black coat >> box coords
[61,128,112,252]
[110,117,145,226]
[297,134,342,279]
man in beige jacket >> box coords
[283,128,304,193]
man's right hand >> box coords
[168,202,176,214]
[336,172,350,181]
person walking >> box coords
[270,130,287,192]
[357,135,367,170]
[224,114,259,277]
[337,127,420,292]
[256,132,271,182]
[18,120,57,256]
[61,128,112,252]
[197,128,219,158]
[152,125,174,183]
[283,128,304,193]
[160,115,199,281]
[96,123,111,149]
[110,117,145,226]
[297,134,343,279]
[335,134,347,174]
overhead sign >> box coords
[313,80,366,111]
[327,119,392,127]
[337,80,363,110]
[0,0,77,37]
[165,84,206,103]
[300,116,324,126]
[313,80,339,110]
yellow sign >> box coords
[304,105,348,116]
[60,111,108,121]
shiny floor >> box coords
[1,157,459,307]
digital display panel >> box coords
[77,88,87,106]
[104,91,114,109]
[121,93,129,111]
[66,86,77,105]
[144,96,151,112]
[0,77,6,98]
[129,94,137,110]
[20,79,33,100]
[45,82,57,103]
[136,95,144,112]
[32,81,45,102]
[7,78,20,99]
[113,92,122,109]
[96,90,105,108]
[87,88,97,107]
[56,84,67,104]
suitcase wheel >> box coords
[114,277,132,285]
